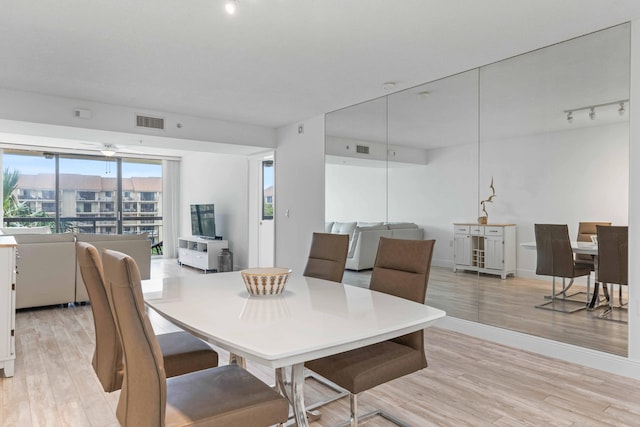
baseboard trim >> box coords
[437,316,640,380]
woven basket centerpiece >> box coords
[240,267,292,296]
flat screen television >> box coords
[190,204,216,239]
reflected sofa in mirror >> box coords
[325,23,630,357]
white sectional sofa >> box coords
[325,221,424,271]
[3,231,151,309]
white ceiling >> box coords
[2,0,640,153]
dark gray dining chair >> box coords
[76,242,219,392]
[534,224,591,313]
[101,248,289,427]
[596,225,628,322]
[305,237,435,427]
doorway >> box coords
[248,152,275,267]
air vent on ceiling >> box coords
[135,114,165,130]
[356,145,370,154]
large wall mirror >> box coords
[325,23,630,356]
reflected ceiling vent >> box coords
[135,114,165,130]
[356,145,370,154]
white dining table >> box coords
[520,240,597,255]
[142,272,446,427]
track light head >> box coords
[618,102,625,116]
[589,107,596,120]
[566,111,573,123]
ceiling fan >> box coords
[80,142,142,157]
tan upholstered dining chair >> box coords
[596,225,628,322]
[575,222,611,270]
[305,237,436,427]
[76,242,218,392]
[303,232,350,283]
[534,224,591,313]
[301,232,351,413]
[101,248,289,427]
[575,222,611,307]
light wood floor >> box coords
[3,258,639,426]
[345,266,628,357]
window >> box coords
[262,160,274,220]
[2,149,162,239]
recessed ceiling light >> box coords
[417,91,430,99]
[382,82,396,90]
[225,0,238,15]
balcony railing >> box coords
[3,215,164,245]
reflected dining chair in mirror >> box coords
[596,225,628,322]
[101,248,289,427]
[534,224,591,313]
[305,237,436,427]
[76,242,219,392]
[575,221,611,270]
[303,232,350,283]
[576,222,611,306]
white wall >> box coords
[274,115,325,274]
[325,161,387,222]
[180,152,249,270]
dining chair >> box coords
[101,248,289,427]
[300,232,352,414]
[303,232,350,283]
[305,237,436,427]
[596,225,628,322]
[76,242,219,392]
[575,222,612,308]
[534,224,591,313]
[575,222,611,270]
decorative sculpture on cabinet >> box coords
[478,177,496,224]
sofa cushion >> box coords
[330,221,357,238]
[330,221,357,256]
[357,221,384,228]
[386,222,419,230]
[325,221,334,233]
[348,224,388,258]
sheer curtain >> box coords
[162,159,180,258]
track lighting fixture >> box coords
[563,99,629,123]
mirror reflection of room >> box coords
[325,23,629,356]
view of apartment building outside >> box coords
[2,149,163,244]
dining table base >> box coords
[276,364,310,427]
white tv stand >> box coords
[178,236,228,273]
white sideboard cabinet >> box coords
[453,223,516,279]
[0,236,17,377]
[178,237,229,273]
